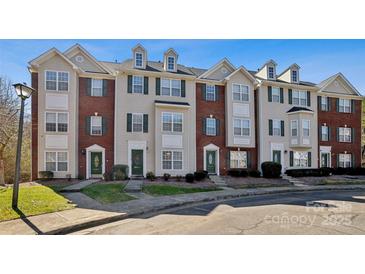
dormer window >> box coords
[292,70,298,82]
[268,67,275,79]
[167,56,175,71]
[135,52,143,68]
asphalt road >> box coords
[74,190,365,235]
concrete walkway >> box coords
[61,179,100,192]
[1,184,365,235]
[124,179,143,192]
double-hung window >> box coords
[206,118,216,136]
[271,87,280,103]
[293,151,308,167]
[232,84,249,102]
[292,70,298,82]
[339,127,351,142]
[162,151,182,170]
[132,113,143,132]
[293,90,307,106]
[321,96,328,111]
[321,125,329,141]
[91,116,102,136]
[230,151,247,168]
[273,120,281,136]
[339,98,351,113]
[162,112,183,133]
[167,56,175,71]
[161,78,181,97]
[45,151,68,172]
[91,79,103,96]
[291,120,298,137]
[46,71,69,91]
[206,85,216,101]
[45,112,68,132]
[135,52,143,68]
[132,76,143,94]
[339,153,352,168]
[302,120,310,137]
[234,119,250,136]
[268,67,274,79]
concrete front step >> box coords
[124,180,143,193]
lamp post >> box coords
[12,83,35,209]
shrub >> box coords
[21,172,31,183]
[38,171,54,180]
[78,174,85,180]
[163,173,171,181]
[103,172,113,181]
[194,170,208,181]
[111,165,128,180]
[249,169,261,178]
[261,162,281,178]
[185,173,195,183]
[227,168,248,177]
[176,175,183,182]
[286,168,332,177]
[146,171,156,181]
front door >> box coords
[90,152,102,176]
[272,150,281,165]
[321,152,330,167]
[206,150,216,174]
[131,149,143,176]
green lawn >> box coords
[0,185,75,222]
[142,185,221,196]
[81,183,136,204]
[321,179,365,185]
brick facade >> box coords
[31,72,38,180]
[78,77,115,178]
[318,97,362,167]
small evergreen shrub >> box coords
[227,168,248,177]
[163,173,171,181]
[194,170,208,181]
[146,171,156,181]
[185,173,195,183]
[249,169,261,178]
[261,162,282,178]
[38,171,54,180]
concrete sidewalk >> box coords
[1,184,365,235]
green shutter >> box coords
[317,96,321,111]
[308,152,312,167]
[281,120,285,136]
[155,78,160,95]
[202,118,206,135]
[318,125,322,141]
[289,151,293,167]
[85,116,91,135]
[328,127,331,141]
[336,98,339,112]
[102,79,108,96]
[102,117,107,135]
[215,85,219,101]
[247,151,251,168]
[327,97,331,111]
[226,151,231,169]
[288,89,292,104]
[280,88,284,103]
[336,127,339,142]
[351,99,355,113]
[268,86,272,102]
[143,114,148,133]
[181,80,186,97]
[307,91,311,107]
[127,113,132,132]
[86,78,92,96]
[201,84,206,100]
[269,119,273,136]
[336,154,340,167]
[352,154,355,168]
[351,128,355,143]
[143,76,149,95]
[216,119,220,136]
[127,75,132,93]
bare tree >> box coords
[0,76,20,185]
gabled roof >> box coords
[258,59,277,71]
[132,43,147,52]
[29,47,79,70]
[164,48,179,58]
[225,66,257,83]
[277,63,301,78]
[317,72,361,96]
[198,58,236,79]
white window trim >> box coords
[302,119,311,137]
[161,78,181,97]
[291,70,298,83]
[233,118,251,137]
[272,119,282,137]
[229,151,248,169]
[293,151,309,168]
[44,111,69,133]
[161,150,184,170]
[290,120,298,137]
[132,75,144,94]
[321,96,328,111]
[44,151,68,172]
[339,127,352,143]
[339,153,352,168]
[206,85,216,101]
[232,83,250,102]
[45,70,69,92]
[321,125,329,141]
[292,90,307,106]
[134,52,143,68]
[268,66,275,79]
[167,56,176,71]
[90,116,102,136]
[161,112,183,133]
[339,98,351,113]
[91,78,103,96]
[271,87,281,103]
[131,113,144,133]
[320,151,331,168]
[206,117,217,136]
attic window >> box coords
[167,56,175,71]
[135,52,143,68]
[292,70,298,82]
[268,67,274,79]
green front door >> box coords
[131,149,143,176]
[206,150,216,174]
[90,152,102,175]
[273,150,281,164]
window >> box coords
[339,98,351,113]
[91,79,103,96]
[321,96,328,111]
[45,112,68,132]
[46,71,69,91]
[161,78,181,97]
[206,85,216,101]
[292,70,298,82]
[230,151,247,168]
[302,120,310,137]
[167,56,175,71]
[321,125,329,141]
[234,119,250,136]
[132,76,143,94]
[135,52,143,68]
[339,153,352,168]
[339,127,351,142]
[291,120,298,137]
[232,84,249,102]
[162,151,183,170]
[206,118,216,136]
[132,114,143,132]
[162,112,183,133]
[292,90,307,106]
[272,87,280,103]
[273,120,281,136]
[293,151,308,167]
[268,67,274,79]
[45,151,68,172]
[91,116,102,135]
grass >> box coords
[142,185,221,196]
[320,179,365,185]
[81,183,136,204]
[235,183,292,189]
[0,185,74,222]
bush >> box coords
[111,165,128,180]
[194,170,208,181]
[21,172,31,183]
[103,172,113,181]
[163,173,171,181]
[78,174,85,180]
[261,162,281,178]
[286,168,332,177]
[185,173,195,183]
[227,168,248,177]
[146,171,156,181]
[249,169,261,178]
[38,171,54,180]
[176,175,183,182]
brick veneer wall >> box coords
[31,72,38,180]
[318,97,362,167]
[78,78,115,178]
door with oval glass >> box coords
[206,150,216,174]
[90,152,102,176]
[131,149,143,176]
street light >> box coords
[12,83,35,209]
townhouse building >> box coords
[28,43,363,180]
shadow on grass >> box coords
[13,207,44,235]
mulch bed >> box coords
[143,178,217,189]
[299,175,365,185]
[224,176,292,189]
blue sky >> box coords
[1,39,365,94]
